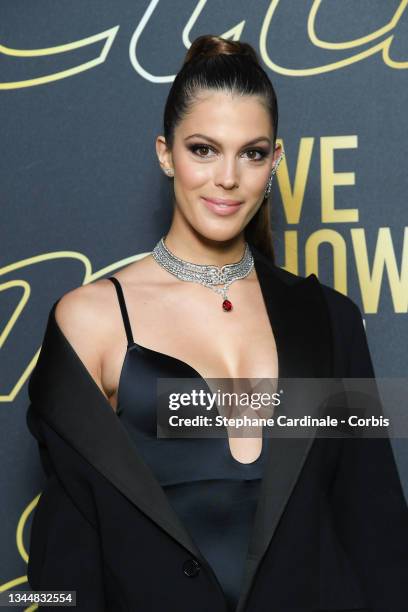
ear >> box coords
[156,135,174,174]
[272,140,283,165]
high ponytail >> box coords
[182,34,259,65]
[163,34,280,263]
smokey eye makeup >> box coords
[187,143,270,162]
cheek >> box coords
[175,158,209,191]
[242,169,269,194]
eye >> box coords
[244,149,267,161]
[188,143,268,162]
[188,144,215,158]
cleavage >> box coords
[116,345,276,464]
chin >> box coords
[192,221,245,245]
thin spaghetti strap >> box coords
[108,276,135,347]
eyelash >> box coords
[187,143,268,162]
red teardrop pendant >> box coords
[222,299,233,311]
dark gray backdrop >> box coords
[1,0,407,600]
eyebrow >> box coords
[184,133,271,147]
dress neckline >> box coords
[115,341,209,416]
[115,343,269,467]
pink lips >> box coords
[201,197,243,216]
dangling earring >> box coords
[263,150,285,199]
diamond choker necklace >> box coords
[151,236,254,312]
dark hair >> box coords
[163,34,279,262]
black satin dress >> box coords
[108,276,269,612]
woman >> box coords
[26,35,408,611]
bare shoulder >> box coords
[55,278,119,339]
[54,255,157,403]
[54,278,119,399]
[54,257,155,336]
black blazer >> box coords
[26,246,408,612]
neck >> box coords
[163,231,248,267]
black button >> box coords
[183,558,201,577]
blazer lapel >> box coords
[235,246,334,612]
[27,308,207,562]
[27,246,333,611]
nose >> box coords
[214,157,239,190]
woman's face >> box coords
[157,90,282,243]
